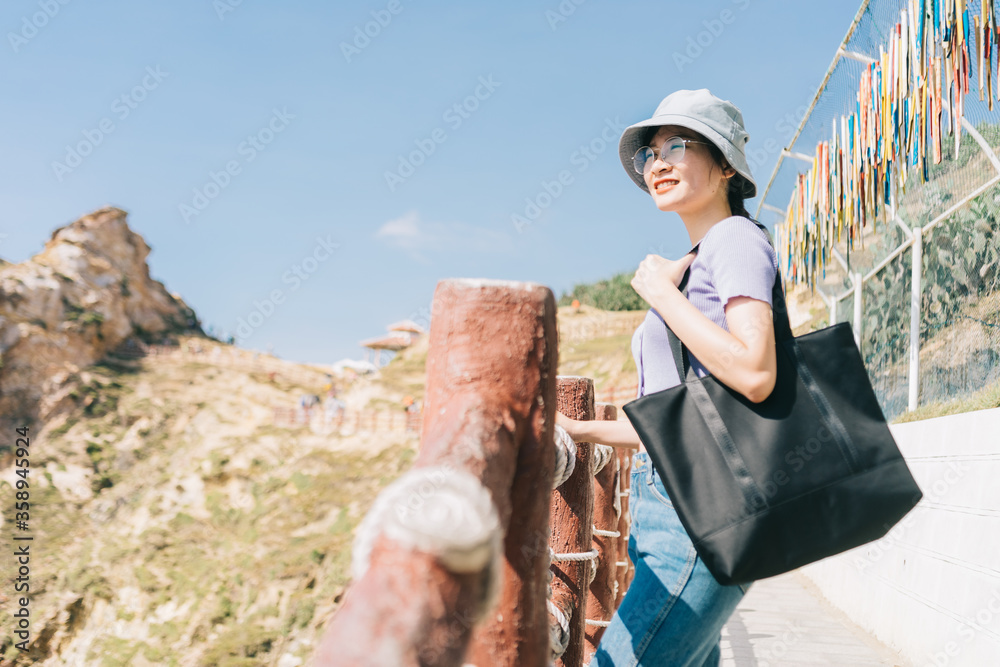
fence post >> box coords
[457,281,559,667]
[316,278,558,667]
[583,403,621,661]
[908,231,923,411]
[853,271,864,351]
[551,376,595,667]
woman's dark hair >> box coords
[641,126,755,221]
[702,141,754,221]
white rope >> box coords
[549,546,599,562]
[552,424,577,488]
[618,488,631,497]
[616,561,629,568]
[585,619,611,628]
[546,544,571,661]
[592,443,615,476]
[612,461,622,521]
[547,599,570,660]
[351,466,503,623]
[592,526,621,538]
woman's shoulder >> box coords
[701,215,770,246]
[700,216,776,264]
[694,217,778,305]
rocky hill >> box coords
[0,209,422,666]
[0,207,200,438]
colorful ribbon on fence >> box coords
[776,0,999,289]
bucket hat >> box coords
[618,88,756,198]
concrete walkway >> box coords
[720,571,909,666]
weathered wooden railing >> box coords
[315,279,634,666]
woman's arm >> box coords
[556,412,642,450]
[632,253,777,404]
[654,290,776,402]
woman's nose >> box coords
[648,161,672,183]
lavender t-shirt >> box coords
[631,216,779,397]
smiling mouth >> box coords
[653,179,679,191]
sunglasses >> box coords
[632,136,710,175]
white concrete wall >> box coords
[800,407,1000,667]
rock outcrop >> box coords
[0,207,201,431]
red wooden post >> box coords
[551,376,595,667]
[316,278,558,667]
[583,403,620,661]
[456,281,558,667]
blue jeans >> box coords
[589,452,751,667]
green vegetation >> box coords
[375,343,427,398]
[61,296,104,330]
[85,439,119,493]
[847,154,1000,418]
[893,377,1000,423]
[87,637,143,667]
[47,415,78,438]
[559,271,649,311]
[62,296,85,321]
[920,185,1000,341]
[199,624,279,667]
[928,121,1000,180]
[68,374,130,418]
[80,311,105,326]
[559,333,635,389]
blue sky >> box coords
[1,0,863,364]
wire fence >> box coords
[272,405,423,435]
[558,312,648,343]
[757,0,1000,420]
[594,384,640,405]
[269,386,639,435]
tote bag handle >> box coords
[666,221,795,384]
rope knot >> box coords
[351,465,503,623]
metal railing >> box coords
[755,0,1000,418]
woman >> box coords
[557,89,779,666]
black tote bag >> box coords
[622,229,923,586]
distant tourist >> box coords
[298,394,320,424]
